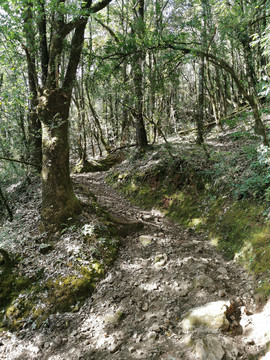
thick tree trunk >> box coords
[40,90,81,228]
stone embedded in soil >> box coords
[142,214,154,221]
[141,302,149,311]
[218,289,226,297]
[104,309,124,324]
[194,274,214,289]
[139,235,153,246]
[195,336,225,360]
[154,253,167,268]
[217,267,228,275]
[181,300,230,332]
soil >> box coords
[0,169,269,360]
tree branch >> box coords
[91,0,113,14]
[0,156,41,168]
[94,16,120,43]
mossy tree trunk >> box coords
[40,89,81,226]
[34,0,113,229]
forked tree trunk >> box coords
[28,0,112,229]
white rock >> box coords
[218,290,226,297]
[109,342,120,353]
[182,301,230,332]
[150,323,160,332]
[104,309,124,324]
[146,331,157,341]
[142,214,153,221]
[139,235,153,246]
[222,337,239,359]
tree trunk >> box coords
[23,3,42,167]
[132,0,148,149]
[133,52,148,148]
[197,55,205,145]
[40,89,81,227]
[0,185,13,221]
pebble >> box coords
[217,267,228,275]
[141,302,149,311]
[218,289,226,297]
[109,342,121,353]
[150,323,160,332]
[146,331,157,341]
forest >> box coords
[0,0,270,359]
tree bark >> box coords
[0,186,13,221]
[39,89,81,227]
[0,249,13,269]
[36,0,113,228]
[132,0,148,149]
[23,3,42,167]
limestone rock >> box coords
[222,337,239,359]
[154,253,167,268]
[181,301,230,332]
[139,235,153,247]
[104,309,124,324]
[195,336,224,360]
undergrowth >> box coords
[108,132,270,297]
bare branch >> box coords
[0,156,41,169]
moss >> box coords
[45,262,104,313]
[0,271,33,309]
[0,258,107,330]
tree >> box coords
[0,0,114,229]
[131,0,148,148]
[37,0,113,228]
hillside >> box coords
[0,119,270,359]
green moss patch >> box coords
[45,262,104,313]
[0,270,37,330]
[0,259,105,331]
[1,219,120,331]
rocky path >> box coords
[1,171,269,359]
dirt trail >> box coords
[0,171,269,359]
